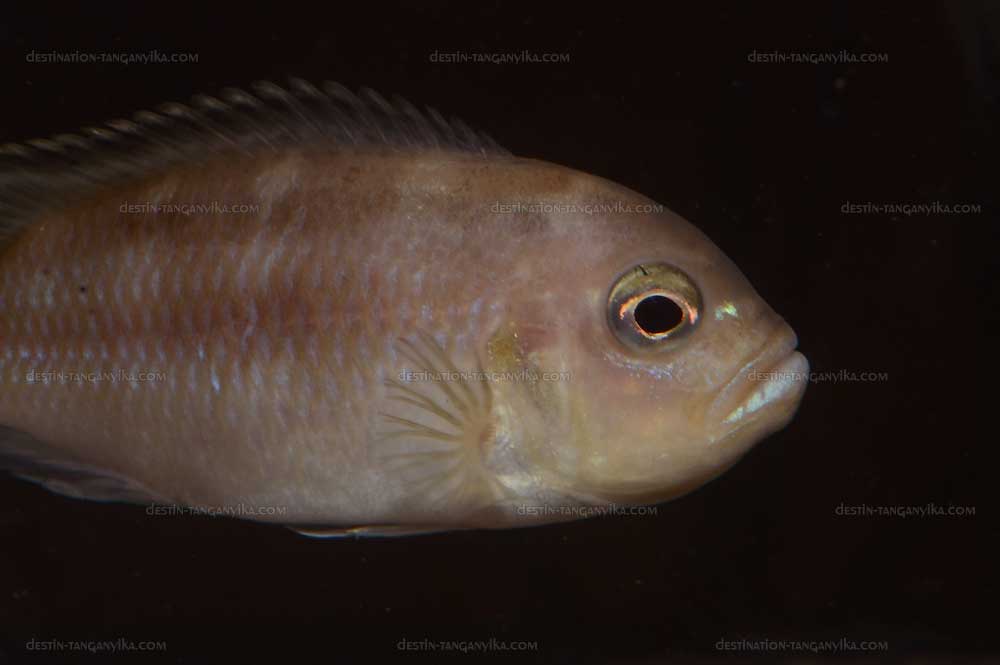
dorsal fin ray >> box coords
[0,78,510,247]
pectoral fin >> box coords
[374,330,504,510]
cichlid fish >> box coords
[0,80,808,537]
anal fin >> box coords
[288,524,456,538]
[0,425,165,505]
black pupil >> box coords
[634,295,683,335]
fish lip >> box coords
[707,323,804,423]
[705,348,809,449]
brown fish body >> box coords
[1,149,636,524]
[0,82,808,535]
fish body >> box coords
[0,81,808,535]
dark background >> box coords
[0,3,995,664]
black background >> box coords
[0,3,995,664]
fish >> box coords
[0,79,808,537]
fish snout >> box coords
[708,323,809,428]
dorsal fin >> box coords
[0,78,510,246]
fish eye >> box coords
[607,263,702,351]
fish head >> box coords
[485,183,808,508]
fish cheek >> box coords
[485,322,561,414]
[484,322,573,473]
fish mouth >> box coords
[708,324,809,435]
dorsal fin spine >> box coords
[0,79,510,246]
